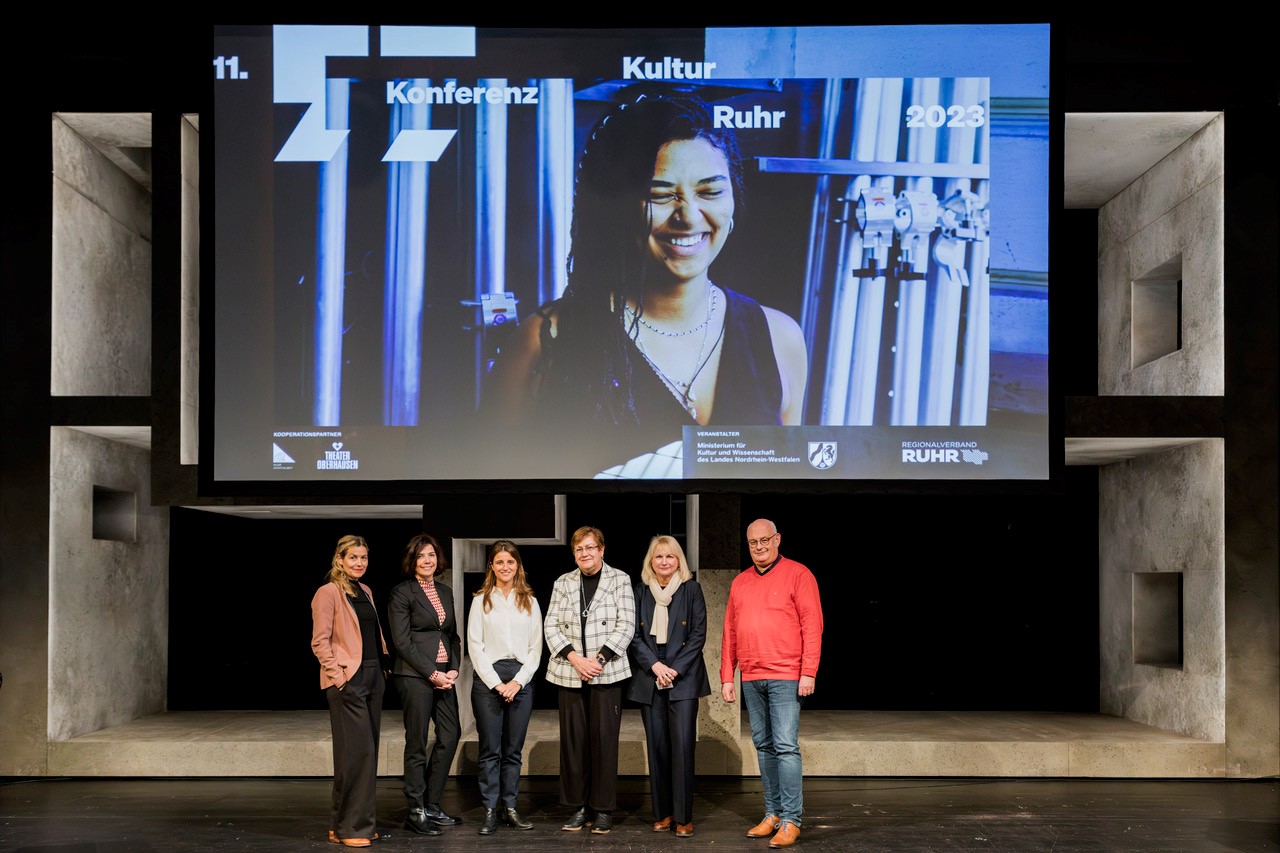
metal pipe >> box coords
[381,79,431,426]
[313,77,350,426]
[891,77,941,426]
[537,78,573,304]
[476,78,508,299]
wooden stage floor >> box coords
[1,774,1276,852]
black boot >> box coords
[405,807,443,836]
[478,808,499,835]
[504,807,534,830]
[423,805,460,826]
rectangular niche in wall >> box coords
[1131,255,1182,368]
[92,485,137,542]
[1132,571,1183,667]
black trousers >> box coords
[557,682,622,812]
[395,674,460,808]
[325,660,384,839]
[640,690,700,824]
[471,659,535,808]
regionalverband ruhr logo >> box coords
[900,441,989,465]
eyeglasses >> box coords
[746,534,777,548]
[573,544,600,554]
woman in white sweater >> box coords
[467,540,544,834]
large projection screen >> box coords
[212,24,1050,485]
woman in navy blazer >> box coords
[389,533,462,836]
[627,535,711,837]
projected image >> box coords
[214,25,1049,484]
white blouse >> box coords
[466,588,544,690]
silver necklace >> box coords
[629,290,724,420]
[625,286,717,338]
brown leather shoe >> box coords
[327,831,374,847]
[653,816,673,832]
[747,815,781,838]
[768,822,800,848]
[676,822,694,837]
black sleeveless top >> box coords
[624,287,783,428]
[525,287,784,476]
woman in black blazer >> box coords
[389,533,462,835]
[627,535,712,837]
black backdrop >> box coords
[168,475,1099,714]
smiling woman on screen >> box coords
[484,86,807,474]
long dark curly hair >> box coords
[534,86,746,425]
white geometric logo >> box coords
[272,443,296,464]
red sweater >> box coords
[719,556,823,683]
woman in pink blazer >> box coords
[311,534,390,849]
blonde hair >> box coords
[474,540,535,614]
[640,535,693,586]
[328,534,369,597]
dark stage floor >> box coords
[1,776,1276,852]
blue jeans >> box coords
[741,679,803,826]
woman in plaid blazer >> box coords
[543,526,636,834]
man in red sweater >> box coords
[720,518,823,849]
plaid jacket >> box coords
[544,563,636,687]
